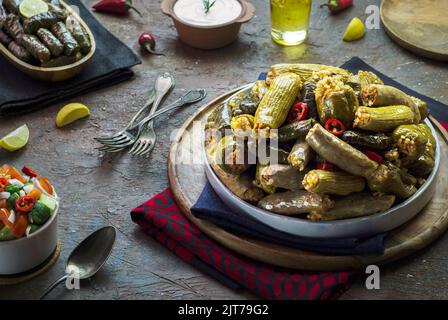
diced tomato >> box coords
[15,196,36,214]
[6,166,26,183]
[38,177,54,195]
[0,208,12,228]
[22,165,38,178]
[11,214,28,238]
[28,188,42,201]
[0,177,8,192]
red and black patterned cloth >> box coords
[131,189,354,300]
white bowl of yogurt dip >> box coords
[161,0,255,49]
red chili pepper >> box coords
[316,162,335,172]
[320,0,353,14]
[93,0,143,17]
[287,102,308,123]
[15,196,36,214]
[139,32,165,56]
[363,150,384,164]
[0,177,8,192]
[325,118,346,137]
[22,165,38,178]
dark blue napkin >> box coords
[192,57,448,256]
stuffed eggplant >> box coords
[254,72,302,134]
[303,170,366,196]
[51,21,79,56]
[288,138,313,171]
[315,76,359,129]
[361,84,421,123]
[258,190,333,216]
[259,164,307,191]
[308,193,395,221]
[36,28,63,57]
[354,105,414,132]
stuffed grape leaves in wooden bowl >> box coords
[203,63,441,239]
[0,0,96,82]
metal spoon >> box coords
[39,226,116,300]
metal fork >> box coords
[129,88,208,156]
[97,73,175,152]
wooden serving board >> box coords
[381,0,448,61]
[168,87,448,271]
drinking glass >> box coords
[270,0,312,46]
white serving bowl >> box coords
[0,204,58,275]
[204,110,441,239]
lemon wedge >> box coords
[19,0,49,19]
[0,124,30,152]
[56,103,91,128]
[343,17,366,42]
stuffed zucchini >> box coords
[303,170,366,196]
[354,106,415,132]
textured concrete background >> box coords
[1,0,447,299]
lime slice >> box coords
[0,124,30,152]
[56,103,91,127]
[19,0,49,19]
[343,17,366,42]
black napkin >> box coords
[0,0,141,116]
[192,57,448,256]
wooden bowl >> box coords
[0,0,96,82]
[161,0,255,50]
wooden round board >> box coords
[381,0,448,61]
[0,242,61,286]
[168,87,448,271]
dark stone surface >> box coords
[1,0,447,300]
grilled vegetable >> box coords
[23,12,63,34]
[302,81,318,119]
[255,164,276,194]
[228,91,260,117]
[266,63,350,85]
[288,138,314,171]
[341,130,391,150]
[20,34,51,63]
[36,28,63,57]
[277,118,316,142]
[391,124,428,166]
[0,30,12,46]
[367,162,417,199]
[303,170,366,196]
[354,105,414,132]
[315,75,359,128]
[258,190,333,215]
[215,135,251,175]
[411,96,429,121]
[259,164,307,191]
[306,124,379,178]
[66,15,91,54]
[51,21,79,56]
[205,101,232,134]
[231,114,254,138]
[3,14,24,41]
[254,72,302,134]
[409,124,436,177]
[308,193,395,221]
[7,40,31,61]
[41,52,82,67]
[361,84,421,123]
[3,0,21,14]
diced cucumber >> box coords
[29,201,51,225]
[39,194,57,212]
[5,185,22,193]
[0,226,15,241]
[28,224,40,235]
[8,192,20,209]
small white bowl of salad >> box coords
[0,164,59,275]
